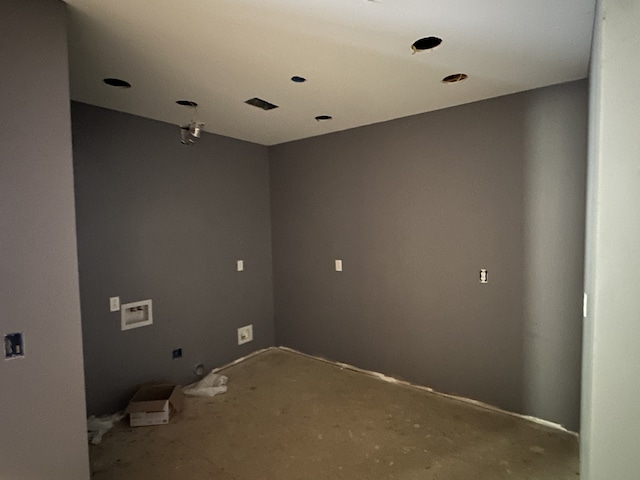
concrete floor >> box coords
[90,348,579,479]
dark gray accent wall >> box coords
[72,102,274,415]
[522,82,586,431]
[0,1,90,478]
[270,81,587,431]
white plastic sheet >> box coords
[183,371,228,397]
[87,412,125,444]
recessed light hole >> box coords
[245,98,279,111]
[291,76,307,83]
[103,78,131,88]
[442,73,468,84]
[411,37,442,53]
[176,100,198,107]
[315,115,332,122]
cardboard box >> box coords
[125,384,184,427]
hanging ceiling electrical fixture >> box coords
[176,100,204,145]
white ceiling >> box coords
[65,0,595,146]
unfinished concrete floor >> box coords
[90,348,579,479]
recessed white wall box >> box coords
[335,260,343,272]
[109,296,120,312]
[237,324,253,345]
[480,269,488,284]
[121,299,153,331]
[237,260,244,272]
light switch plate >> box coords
[335,259,343,272]
[237,260,244,272]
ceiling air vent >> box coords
[245,97,279,111]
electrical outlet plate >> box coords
[109,296,120,312]
[237,325,253,345]
[480,269,488,284]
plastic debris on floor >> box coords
[87,412,125,444]
[183,371,228,397]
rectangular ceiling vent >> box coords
[245,97,279,111]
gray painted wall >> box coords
[0,1,90,478]
[581,0,640,477]
[270,81,587,431]
[522,83,587,430]
[72,103,274,415]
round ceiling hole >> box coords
[291,76,307,83]
[103,78,131,88]
[176,100,198,107]
[411,37,442,53]
[315,115,333,121]
[442,73,468,84]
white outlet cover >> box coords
[480,269,488,284]
[109,296,120,312]
[237,260,244,272]
[237,325,253,345]
[335,260,343,272]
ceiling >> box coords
[65,0,595,146]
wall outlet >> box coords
[237,325,253,345]
[109,296,120,312]
[335,259,343,272]
[480,269,488,284]
[237,259,244,272]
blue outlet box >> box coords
[4,332,24,359]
